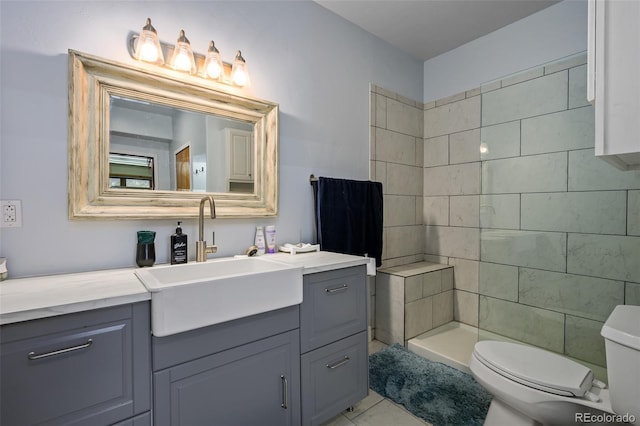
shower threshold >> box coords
[407,321,478,374]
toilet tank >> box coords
[601,305,640,425]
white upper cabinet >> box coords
[588,0,640,170]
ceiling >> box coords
[314,0,560,61]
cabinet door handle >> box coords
[280,375,288,409]
[27,339,93,361]
[325,284,348,294]
[326,356,350,369]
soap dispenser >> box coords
[171,221,188,264]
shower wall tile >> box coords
[449,258,479,293]
[405,274,422,303]
[384,195,417,227]
[422,270,443,296]
[433,290,454,328]
[481,229,566,272]
[480,121,521,161]
[442,268,454,291]
[387,163,423,196]
[373,161,387,188]
[629,191,640,236]
[415,195,423,225]
[565,316,606,367]
[375,273,405,344]
[416,137,424,168]
[423,196,449,226]
[521,191,627,235]
[519,268,624,321]
[568,234,640,283]
[450,128,480,164]
[569,64,590,109]
[479,296,564,353]
[450,195,479,227]
[375,128,417,166]
[521,106,594,155]
[424,135,449,167]
[454,290,479,327]
[543,53,586,74]
[482,152,567,194]
[479,262,518,302]
[386,225,424,259]
[480,194,520,229]
[626,283,640,305]
[500,67,544,88]
[387,97,423,138]
[424,163,480,196]
[425,226,480,260]
[375,93,387,128]
[425,95,481,138]
[569,149,640,191]
[405,297,432,339]
[481,71,568,126]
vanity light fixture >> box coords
[134,18,164,65]
[202,41,224,80]
[128,18,251,87]
[169,30,197,74]
[230,51,250,87]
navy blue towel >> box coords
[316,177,383,267]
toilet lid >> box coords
[473,341,593,397]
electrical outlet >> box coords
[1,200,22,228]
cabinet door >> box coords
[301,331,368,426]
[0,303,150,426]
[589,0,640,170]
[300,266,367,353]
[154,330,300,426]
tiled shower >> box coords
[371,52,640,370]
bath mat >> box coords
[369,344,491,426]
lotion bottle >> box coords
[254,226,266,255]
[171,221,188,264]
[265,225,277,253]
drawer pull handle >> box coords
[28,339,93,360]
[325,284,348,294]
[280,375,288,409]
[326,356,351,369]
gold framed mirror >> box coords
[68,50,278,219]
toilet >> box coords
[469,305,640,426]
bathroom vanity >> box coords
[0,251,373,426]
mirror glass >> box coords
[109,96,254,193]
[68,50,278,219]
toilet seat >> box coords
[473,341,594,397]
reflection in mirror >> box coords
[68,50,278,219]
[109,96,254,193]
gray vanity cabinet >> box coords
[152,305,301,426]
[300,265,369,426]
[0,302,151,426]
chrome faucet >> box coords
[196,196,217,262]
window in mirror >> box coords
[108,153,155,189]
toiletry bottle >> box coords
[265,225,277,254]
[171,221,188,264]
[255,226,266,255]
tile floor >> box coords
[321,340,433,426]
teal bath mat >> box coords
[369,344,491,426]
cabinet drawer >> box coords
[301,331,369,426]
[300,266,367,353]
[0,303,150,426]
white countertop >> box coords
[265,251,376,275]
[0,268,150,325]
[0,251,374,326]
